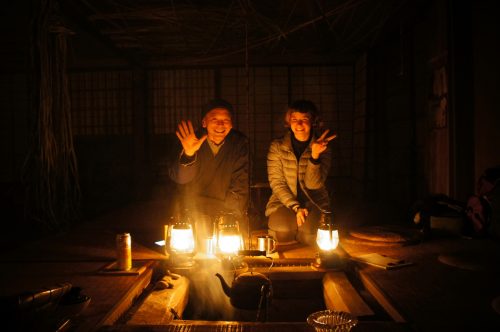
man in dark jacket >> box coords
[168,99,249,244]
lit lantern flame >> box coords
[316,228,339,251]
[218,232,242,255]
[216,212,243,255]
[169,224,195,254]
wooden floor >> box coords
[1,199,500,331]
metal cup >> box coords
[205,237,215,256]
[257,235,276,255]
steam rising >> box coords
[185,261,235,320]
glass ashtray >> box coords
[307,310,358,332]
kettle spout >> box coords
[215,273,231,298]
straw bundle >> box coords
[24,0,80,231]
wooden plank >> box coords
[358,271,406,322]
[322,271,374,317]
[102,321,414,332]
[98,267,154,327]
[126,275,190,325]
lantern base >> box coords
[219,255,247,271]
[168,253,195,268]
[312,251,344,270]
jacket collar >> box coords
[283,130,315,151]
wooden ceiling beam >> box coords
[59,0,146,68]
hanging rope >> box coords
[23,0,81,231]
[244,10,251,184]
[242,1,253,249]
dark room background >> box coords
[1,0,499,245]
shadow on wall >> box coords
[76,136,137,219]
[0,183,32,249]
[150,133,178,201]
[327,175,412,229]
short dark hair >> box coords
[201,98,234,119]
[284,100,320,127]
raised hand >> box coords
[175,120,207,156]
[311,129,337,159]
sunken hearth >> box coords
[119,253,401,326]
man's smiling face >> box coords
[202,108,233,145]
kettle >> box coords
[215,271,272,310]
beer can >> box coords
[116,233,132,271]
